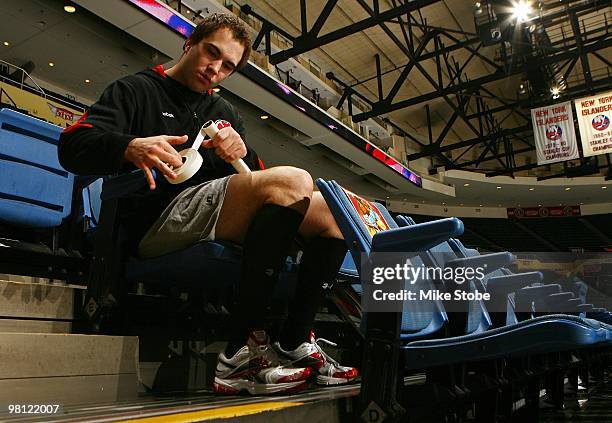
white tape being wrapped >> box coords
[167,148,203,184]
[164,120,251,184]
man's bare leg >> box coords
[215,166,313,243]
[298,191,343,240]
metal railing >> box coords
[0,59,86,113]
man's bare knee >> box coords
[257,166,313,210]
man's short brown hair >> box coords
[187,13,252,70]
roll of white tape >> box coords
[167,148,203,184]
[164,118,251,184]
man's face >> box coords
[181,28,245,92]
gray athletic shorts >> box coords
[137,176,231,258]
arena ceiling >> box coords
[234,0,611,179]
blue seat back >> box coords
[82,178,103,228]
[316,179,447,338]
[0,108,74,227]
[397,214,493,334]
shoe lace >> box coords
[313,337,340,366]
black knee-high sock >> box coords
[279,237,348,350]
[226,204,305,356]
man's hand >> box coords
[124,135,187,190]
[203,126,247,163]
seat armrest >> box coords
[576,303,593,312]
[371,218,463,253]
[486,271,543,296]
[445,251,515,273]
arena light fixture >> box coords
[48,61,55,67]
[213,87,220,92]
[529,187,535,191]
[496,186,502,189]
[464,183,470,187]
[2,41,9,46]
[551,86,560,99]
[511,1,532,23]
[602,186,608,189]
[564,187,571,191]
[85,79,90,83]
[63,2,76,13]
[260,115,269,120]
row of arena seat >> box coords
[1,108,611,420]
[0,107,86,281]
[318,179,612,420]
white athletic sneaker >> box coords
[213,330,311,395]
[274,331,359,386]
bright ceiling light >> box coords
[529,187,535,191]
[260,115,269,120]
[464,183,470,187]
[551,86,561,99]
[2,41,9,46]
[85,79,90,83]
[48,61,55,67]
[564,187,571,191]
[212,87,220,92]
[602,186,608,189]
[512,1,532,23]
[496,186,502,189]
[64,3,76,13]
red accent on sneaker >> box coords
[308,330,316,344]
[277,367,312,383]
[309,352,324,369]
[213,382,240,395]
[331,367,359,379]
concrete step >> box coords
[0,276,84,333]
[0,332,140,404]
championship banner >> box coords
[531,101,579,164]
[574,90,612,157]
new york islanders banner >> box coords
[574,90,612,157]
[531,102,579,165]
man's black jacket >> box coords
[58,65,261,248]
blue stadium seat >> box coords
[84,170,297,331]
[0,108,74,227]
[0,108,86,281]
[316,179,610,418]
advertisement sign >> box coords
[0,81,83,126]
[507,205,581,218]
